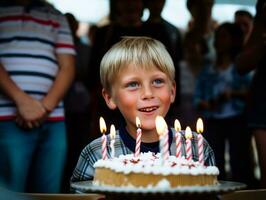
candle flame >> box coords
[110,124,116,140]
[196,118,204,134]
[174,119,181,131]
[136,116,141,128]
[155,116,167,136]
[185,126,192,139]
[99,117,107,134]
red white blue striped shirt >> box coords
[0,3,75,120]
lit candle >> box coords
[174,119,182,158]
[134,117,142,157]
[185,126,193,161]
[155,116,169,163]
[110,124,116,158]
[99,117,107,160]
[197,118,204,165]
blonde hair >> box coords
[100,36,175,92]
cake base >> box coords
[94,168,218,187]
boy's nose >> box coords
[141,85,154,99]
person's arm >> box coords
[41,53,75,112]
[0,62,46,128]
[236,19,266,75]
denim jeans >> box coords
[0,121,67,192]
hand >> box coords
[15,94,48,129]
[15,113,42,129]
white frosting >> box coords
[94,152,219,176]
[155,179,171,188]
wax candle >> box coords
[185,126,192,161]
[155,116,169,163]
[134,117,142,157]
[197,118,204,165]
[110,124,116,159]
[99,117,107,160]
[174,119,182,158]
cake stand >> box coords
[71,180,246,200]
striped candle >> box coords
[99,117,107,160]
[174,119,182,158]
[134,117,142,157]
[197,118,204,165]
[185,126,192,161]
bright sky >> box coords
[47,0,256,30]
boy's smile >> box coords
[102,63,176,142]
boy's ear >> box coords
[102,88,117,110]
[170,81,176,103]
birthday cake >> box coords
[93,152,219,188]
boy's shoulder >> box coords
[84,136,104,153]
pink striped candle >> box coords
[155,116,169,163]
[197,118,204,165]
[134,117,142,157]
[185,126,192,161]
[99,117,107,160]
[174,119,182,158]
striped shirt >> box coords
[0,2,75,120]
[71,126,216,182]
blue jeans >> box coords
[0,121,67,192]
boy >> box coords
[71,37,215,182]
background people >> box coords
[194,22,255,186]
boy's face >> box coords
[102,63,176,136]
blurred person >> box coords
[236,0,266,188]
[186,0,218,65]
[234,10,254,44]
[0,0,75,193]
[194,23,255,186]
[178,0,217,128]
[143,0,182,64]
[176,32,209,128]
[87,24,97,46]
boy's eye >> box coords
[153,78,164,86]
[126,81,139,89]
